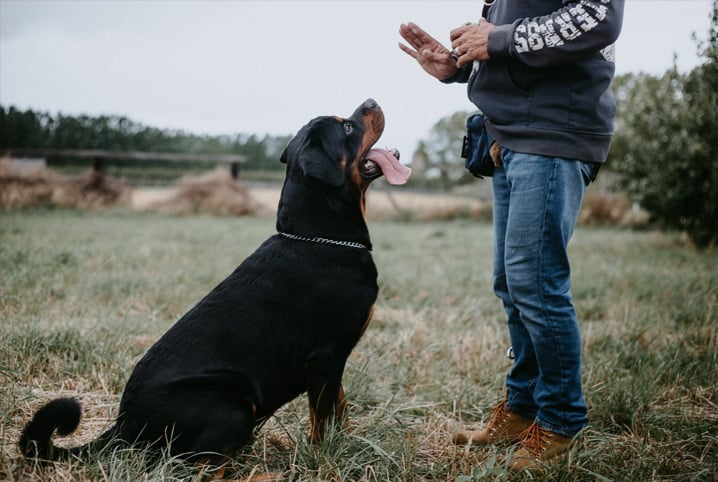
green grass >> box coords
[1,209,716,481]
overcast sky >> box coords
[0,0,714,156]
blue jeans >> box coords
[492,148,588,438]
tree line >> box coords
[0,106,291,172]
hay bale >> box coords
[52,170,130,209]
[0,157,130,209]
[148,167,260,216]
[0,158,55,208]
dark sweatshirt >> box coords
[446,0,625,164]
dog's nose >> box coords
[351,99,382,121]
[361,99,380,112]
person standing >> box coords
[399,0,624,471]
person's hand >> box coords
[399,22,458,81]
[450,21,495,68]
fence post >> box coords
[93,157,106,174]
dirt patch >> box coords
[365,188,487,220]
[132,183,487,221]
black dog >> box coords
[19,99,411,464]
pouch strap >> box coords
[481,0,496,21]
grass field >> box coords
[1,208,716,481]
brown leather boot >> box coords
[508,422,573,472]
[452,400,533,446]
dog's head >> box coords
[276,100,411,241]
[280,99,411,191]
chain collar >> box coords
[278,232,370,251]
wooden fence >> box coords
[2,148,247,179]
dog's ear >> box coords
[280,146,288,164]
[280,124,309,165]
[297,120,346,187]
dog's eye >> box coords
[343,123,353,135]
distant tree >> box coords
[0,106,289,172]
[0,106,50,148]
[609,0,718,248]
[417,110,474,191]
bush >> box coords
[609,3,718,248]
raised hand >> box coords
[398,22,458,81]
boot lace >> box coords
[518,423,553,456]
[487,401,512,435]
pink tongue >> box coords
[365,148,412,185]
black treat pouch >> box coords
[461,112,495,178]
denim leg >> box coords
[493,149,588,437]
[492,163,539,421]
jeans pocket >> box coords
[580,161,601,186]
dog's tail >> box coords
[19,397,119,462]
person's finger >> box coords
[400,23,424,42]
[398,42,418,59]
[421,49,453,65]
[450,25,471,42]
[407,22,443,48]
[451,30,470,50]
[399,24,425,50]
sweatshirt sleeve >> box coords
[487,0,624,67]
[440,64,473,84]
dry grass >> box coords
[144,167,263,216]
[138,182,641,224]
[0,160,260,217]
[366,187,488,221]
[579,189,649,226]
[1,211,716,481]
[0,158,130,210]
[3,157,643,225]
[133,183,489,221]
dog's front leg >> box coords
[307,384,347,443]
[306,351,348,443]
